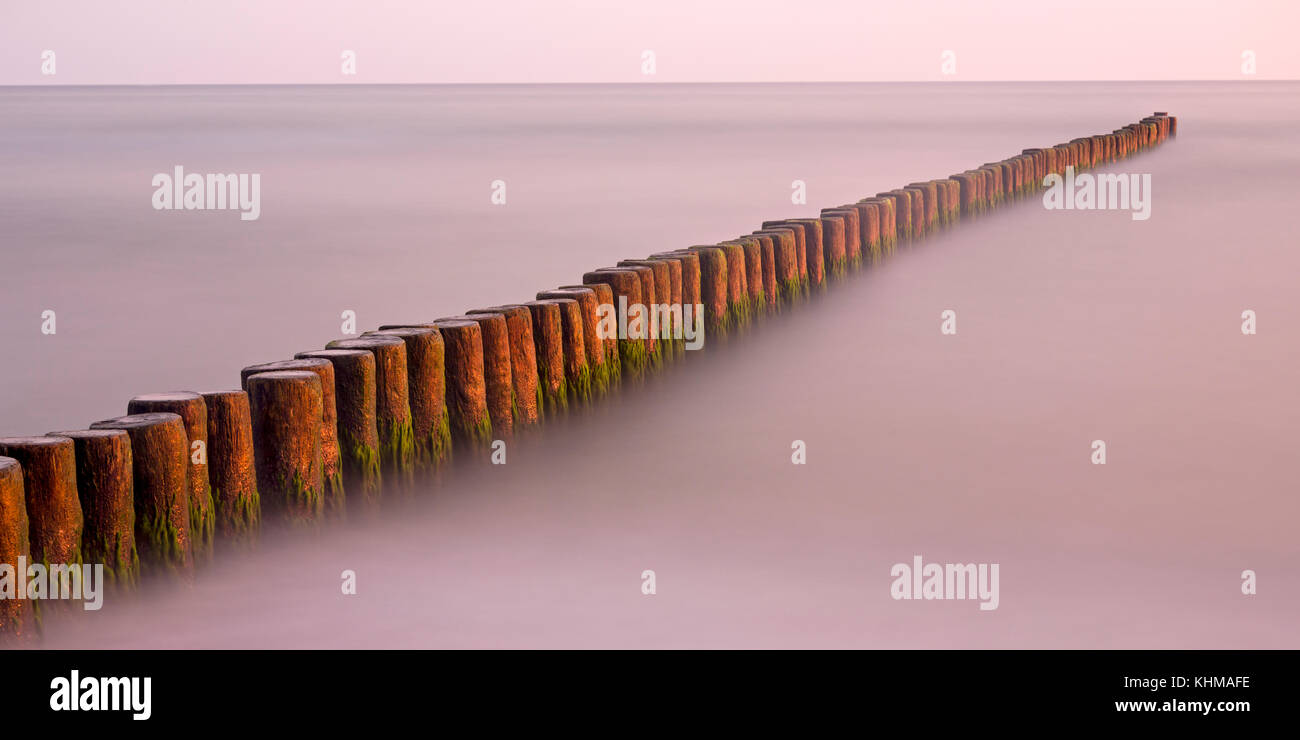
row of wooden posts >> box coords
[0,113,1176,640]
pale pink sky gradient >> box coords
[2,0,1297,85]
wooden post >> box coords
[44,429,138,587]
[818,213,848,278]
[524,300,569,412]
[128,392,217,555]
[199,390,261,541]
[0,456,35,641]
[295,349,382,502]
[684,247,730,334]
[619,259,676,358]
[245,371,325,524]
[0,437,83,570]
[539,288,611,394]
[822,207,861,268]
[468,305,544,425]
[753,228,800,304]
[761,220,807,287]
[326,335,415,486]
[426,320,493,447]
[582,269,647,375]
[89,413,193,577]
[239,361,343,509]
[607,264,659,364]
[644,257,685,353]
[371,326,456,461]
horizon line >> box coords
[1,78,1295,89]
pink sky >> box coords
[2,0,1298,84]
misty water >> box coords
[2,82,1297,647]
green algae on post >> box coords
[715,241,753,325]
[606,264,659,364]
[238,361,344,511]
[877,192,909,243]
[127,392,218,560]
[821,207,861,269]
[469,305,543,425]
[435,315,515,434]
[524,300,570,413]
[738,235,777,311]
[785,220,824,288]
[557,285,621,384]
[619,259,679,358]
[89,413,194,578]
[752,229,800,305]
[760,221,808,291]
[326,335,415,488]
[424,320,493,447]
[817,213,848,278]
[582,269,647,377]
[716,239,756,326]
[539,288,611,394]
[865,197,896,254]
[245,371,325,525]
[902,187,926,239]
[549,297,593,401]
[907,181,939,234]
[853,201,882,263]
[198,390,261,542]
[373,325,458,461]
[684,247,730,335]
[731,237,766,317]
[295,349,382,504]
[656,251,703,347]
[44,429,139,588]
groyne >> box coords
[0,113,1176,639]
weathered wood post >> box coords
[295,349,381,502]
[199,390,261,541]
[753,228,800,304]
[619,259,675,359]
[371,326,457,459]
[530,299,591,403]
[653,251,702,345]
[761,221,807,289]
[245,371,325,524]
[425,320,493,447]
[128,392,217,553]
[539,288,611,394]
[685,247,730,334]
[44,429,138,587]
[468,305,544,425]
[818,213,848,278]
[607,264,660,364]
[822,206,861,269]
[326,335,415,487]
[582,268,647,375]
[89,413,193,577]
[0,457,35,641]
[239,362,344,510]
[0,437,83,571]
[523,301,570,413]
